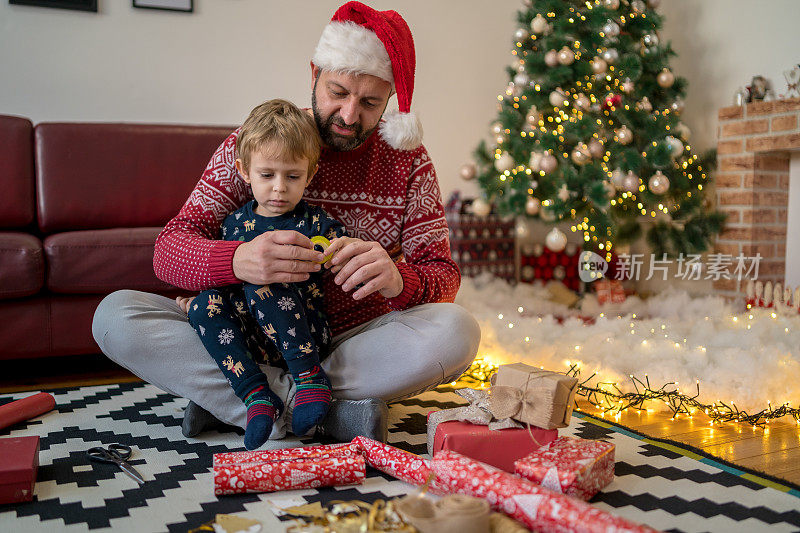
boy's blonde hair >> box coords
[236,99,321,176]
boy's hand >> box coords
[233,230,325,285]
[176,295,195,314]
[324,237,403,300]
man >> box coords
[92,1,480,442]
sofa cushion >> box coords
[44,228,174,293]
[0,116,35,228]
[0,297,51,359]
[0,232,44,300]
[35,123,234,233]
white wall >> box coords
[1,0,799,200]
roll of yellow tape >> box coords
[310,235,333,264]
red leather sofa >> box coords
[0,114,233,360]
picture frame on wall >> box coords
[9,0,97,11]
[132,0,192,12]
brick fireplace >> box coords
[715,98,800,293]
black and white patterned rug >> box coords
[1,382,799,533]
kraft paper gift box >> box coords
[514,436,615,501]
[490,363,579,430]
[0,436,40,504]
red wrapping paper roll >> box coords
[352,436,442,489]
[0,393,56,431]
[213,442,357,466]
[214,452,365,495]
[431,450,658,533]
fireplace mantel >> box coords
[715,98,800,293]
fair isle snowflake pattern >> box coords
[218,329,234,345]
[277,297,295,311]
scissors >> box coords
[86,444,145,485]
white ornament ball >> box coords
[491,122,503,135]
[540,153,558,174]
[525,196,541,215]
[515,219,530,238]
[549,89,568,107]
[603,0,620,8]
[657,68,675,88]
[670,97,685,114]
[575,93,591,110]
[514,28,530,42]
[602,20,620,38]
[675,122,692,141]
[514,72,531,87]
[665,135,683,157]
[611,168,626,189]
[471,198,491,217]
[459,162,477,181]
[557,47,575,65]
[638,97,653,112]
[588,139,605,158]
[544,50,560,67]
[648,170,670,194]
[571,143,592,166]
[592,57,608,74]
[615,126,633,145]
[531,14,550,34]
[545,228,568,252]
[621,79,635,94]
[601,48,619,64]
[642,33,659,48]
[529,151,543,172]
[622,171,640,193]
[526,107,540,126]
[495,152,515,172]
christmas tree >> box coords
[471,0,724,260]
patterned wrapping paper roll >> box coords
[213,442,357,466]
[352,436,445,490]
[214,453,365,495]
[431,450,660,533]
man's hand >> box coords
[176,295,195,314]
[324,237,403,300]
[233,230,324,285]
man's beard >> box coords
[312,79,380,151]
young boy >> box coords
[181,99,347,450]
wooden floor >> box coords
[2,356,798,486]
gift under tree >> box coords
[470,0,724,259]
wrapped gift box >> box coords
[491,363,579,429]
[514,436,615,501]
[594,278,627,305]
[429,417,557,473]
[0,436,39,504]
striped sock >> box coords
[291,365,331,436]
[243,386,280,450]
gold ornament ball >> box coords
[514,28,530,42]
[530,14,550,34]
[622,171,640,193]
[514,72,531,86]
[471,198,491,217]
[544,50,560,67]
[557,47,575,65]
[540,153,558,173]
[494,152,515,172]
[675,122,692,141]
[604,180,616,197]
[601,48,619,64]
[665,135,683,157]
[571,143,592,166]
[459,163,477,181]
[631,0,646,12]
[657,68,675,88]
[615,126,633,145]
[591,57,608,74]
[526,106,540,125]
[549,89,568,107]
[638,97,653,112]
[648,171,670,194]
[529,151,543,172]
[575,93,591,110]
[588,139,605,158]
[602,20,620,38]
[642,33,659,48]
[603,0,620,8]
[670,97,685,113]
[545,228,568,252]
[525,196,541,215]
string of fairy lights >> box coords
[454,308,800,429]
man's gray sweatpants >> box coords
[92,290,481,439]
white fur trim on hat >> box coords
[312,21,394,84]
[379,111,423,151]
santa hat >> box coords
[312,1,422,151]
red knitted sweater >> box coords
[153,127,460,335]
